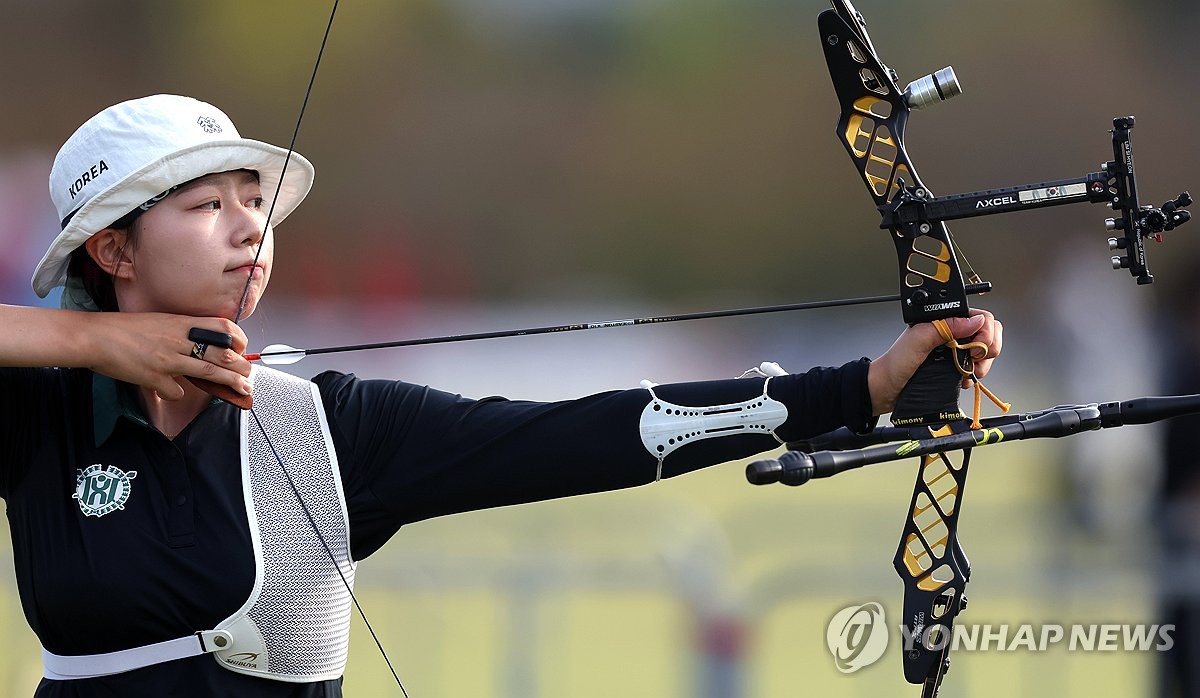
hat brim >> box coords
[32,138,314,297]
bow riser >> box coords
[820,7,971,327]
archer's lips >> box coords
[228,264,265,278]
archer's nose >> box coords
[234,205,268,248]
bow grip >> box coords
[890,346,965,426]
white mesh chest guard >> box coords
[39,367,353,683]
[213,365,354,682]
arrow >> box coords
[242,283,993,364]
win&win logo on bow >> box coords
[826,602,889,673]
[73,464,137,518]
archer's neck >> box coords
[138,384,211,440]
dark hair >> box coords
[66,212,141,312]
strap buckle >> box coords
[196,630,233,653]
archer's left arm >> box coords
[323,312,1001,558]
[320,360,875,557]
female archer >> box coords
[0,94,1001,697]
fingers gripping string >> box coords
[188,328,231,361]
[931,319,1011,429]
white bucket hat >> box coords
[33,94,315,297]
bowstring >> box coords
[231,1,410,694]
[233,1,337,325]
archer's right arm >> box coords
[0,304,252,400]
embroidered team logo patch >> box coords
[73,464,138,517]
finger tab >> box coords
[187,327,234,350]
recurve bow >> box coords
[748,2,1193,696]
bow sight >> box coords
[747,3,1197,698]
[878,115,1192,286]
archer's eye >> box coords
[248,196,265,209]
[198,200,221,211]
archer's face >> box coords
[116,170,274,319]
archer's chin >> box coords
[237,292,267,320]
[236,278,270,315]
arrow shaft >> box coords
[249,284,992,362]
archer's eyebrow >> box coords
[174,170,260,195]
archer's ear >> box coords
[84,229,135,280]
